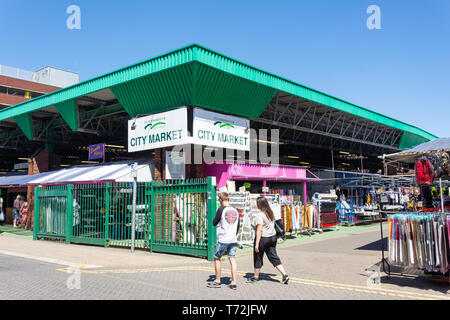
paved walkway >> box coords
[1,223,449,300]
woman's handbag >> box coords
[274,219,285,239]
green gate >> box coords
[33,185,73,242]
[70,183,108,246]
[150,177,217,260]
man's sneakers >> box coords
[281,274,290,284]
[207,281,237,290]
[207,281,221,288]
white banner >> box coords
[192,108,250,151]
[128,108,189,152]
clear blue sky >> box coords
[1,0,449,137]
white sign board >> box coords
[192,108,250,151]
[128,108,189,152]
[14,162,28,170]
[165,151,186,180]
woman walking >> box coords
[247,196,289,284]
[19,199,28,228]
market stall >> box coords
[380,138,450,281]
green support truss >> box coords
[54,99,79,131]
[13,113,34,140]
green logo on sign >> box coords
[214,121,235,129]
[144,122,166,130]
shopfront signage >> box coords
[88,143,105,161]
[128,108,189,152]
[192,108,250,151]
[13,162,28,170]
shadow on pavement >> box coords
[377,265,450,295]
[355,237,387,251]
[206,272,279,285]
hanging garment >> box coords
[286,206,292,232]
[438,216,448,274]
[302,205,311,229]
[388,216,394,263]
[281,205,287,232]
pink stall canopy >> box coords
[204,163,321,189]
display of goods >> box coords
[439,151,449,176]
[427,152,443,178]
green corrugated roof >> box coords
[0,44,437,142]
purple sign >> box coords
[88,143,105,161]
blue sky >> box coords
[1,0,449,137]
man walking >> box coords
[207,192,240,290]
[13,195,21,228]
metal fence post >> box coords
[33,186,40,240]
[206,177,217,261]
[150,180,155,253]
[66,184,74,244]
[131,163,138,252]
[105,183,110,247]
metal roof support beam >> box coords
[312,111,330,131]
[391,131,403,146]
[326,114,344,133]
[294,104,314,126]
[253,117,399,151]
[275,98,296,122]
[35,115,60,140]
[278,137,382,158]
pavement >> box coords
[0,222,449,300]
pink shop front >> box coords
[204,163,320,202]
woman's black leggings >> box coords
[253,235,282,269]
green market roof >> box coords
[0,44,437,148]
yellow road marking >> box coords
[56,265,449,300]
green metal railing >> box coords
[33,178,217,260]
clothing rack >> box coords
[378,210,450,282]
[301,202,322,234]
[284,201,312,237]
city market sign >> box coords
[192,108,250,151]
[128,107,189,152]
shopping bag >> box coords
[0,211,5,222]
[274,219,285,239]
